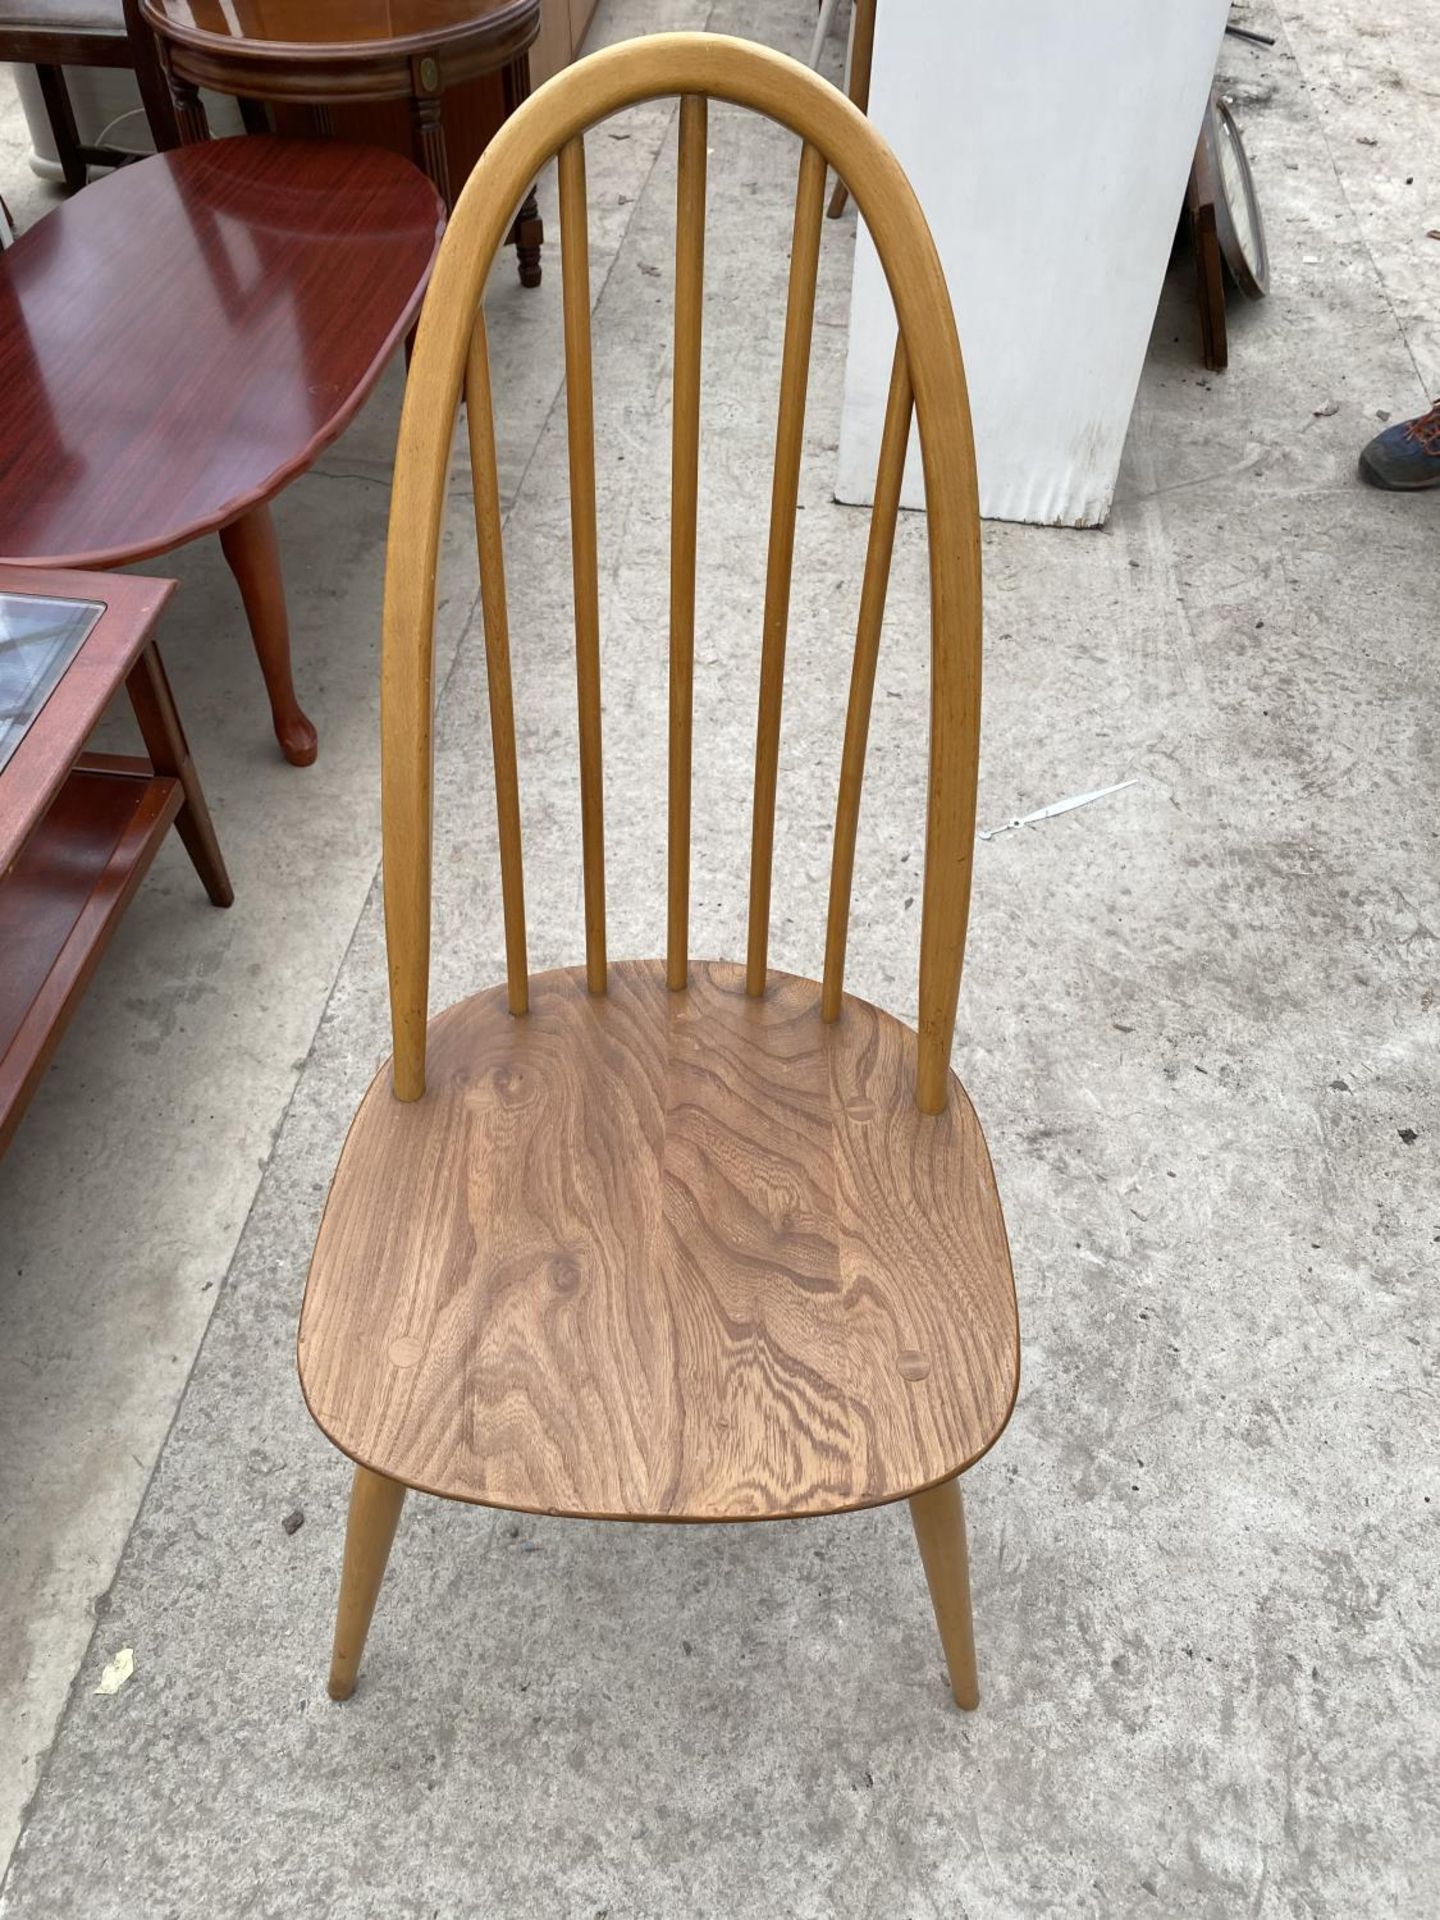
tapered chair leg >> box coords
[909,1476,980,1710]
[328,1465,407,1701]
[217,503,318,767]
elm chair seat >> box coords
[302,962,1017,1521]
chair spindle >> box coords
[559,135,607,994]
[465,313,529,1016]
[667,95,707,991]
[745,139,827,997]
[821,335,913,1021]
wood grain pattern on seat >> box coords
[299,960,1018,1522]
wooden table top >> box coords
[141,0,539,62]
[0,565,173,874]
[0,138,443,570]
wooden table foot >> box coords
[511,183,543,287]
[218,504,318,768]
[503,57,543,285]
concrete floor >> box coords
[1,0,1437,1913]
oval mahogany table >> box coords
[141,0,544,283]
[0,137,443,765]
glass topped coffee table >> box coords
[0,564,232,1158]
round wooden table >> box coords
[0,137,443,766]
[140,0,545,284]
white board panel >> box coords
[836,0,1230,526]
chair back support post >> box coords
[666,93,706,991]
[557,135,608,995]
[381,34,981,1115]
[744,138,826,996]
[822,333,913,1023]
[464,313,529,1015]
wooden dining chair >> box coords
[298,32,1020,1715]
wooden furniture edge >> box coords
[141,0,539,76]
[0,568,175,873]
[0,766,183,1157]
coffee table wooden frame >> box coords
[0,564,232,1158]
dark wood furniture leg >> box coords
[503,55,543,287]
[167,73,211,143]
[34,64,88,192]
[409,58,454,209]
[1191,198,1228,373]
[218,505,318,768]
[123,0,182,150]
[125,644,234,905]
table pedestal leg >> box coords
[218,504,318,768]
[125,644,233,906]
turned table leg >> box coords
[167,72,211,145]
[503,55,544,287]
[409,55,454,210]
[510,182,544,289]
[218,503,318,768]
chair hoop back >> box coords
[382,32,982,1113]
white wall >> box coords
[836,0,1230,526]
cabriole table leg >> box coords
[218,504,318,768]
[503,54,543,287]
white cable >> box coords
[93,104,150,156]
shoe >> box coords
[1358,401,1440,490]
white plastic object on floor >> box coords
[836,0,1230,526]
[808,0,842,68]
